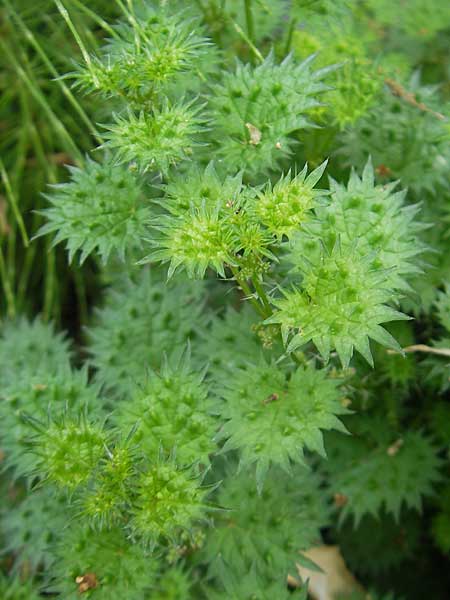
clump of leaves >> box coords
[2,1,449,598]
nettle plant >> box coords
[1,1,450,599]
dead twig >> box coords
[387,344,450,358]
[385,78,446,121]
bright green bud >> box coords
[130,459,208,544]
[32,418,107,489]
[146,203,238,278]
[101,100,205,174]
[250,161,328,239]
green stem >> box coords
[113,0,142,50]
[252,276,272,317]
[5,0,101,144]
[0,38,83,164]
[244,0,255,43]
[69,0,120,39]
[0,246,15,319]
[0,159,29,248]
[231,21,263,63]
[284,17,297,56]
[230,266,266,318]
[54,0,93,71]
[43,239,56,322]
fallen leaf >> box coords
[76,572,99,593]
[295,545,364,600]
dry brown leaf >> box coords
[296,545,364,600]
[75,572,99,593]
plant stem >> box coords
[231,21,264,63]
[0,159,29,248]
[69,0,120,39]
[388,344,450,358]
[230,265,266,318]
[54,0,93,71]
[252,276,272,317]
[43,238,56,322]
[244,0,255,43]
[0,246,15,319]
[5,0,101,145]
[284,17,298,56]
[0,38,83,164]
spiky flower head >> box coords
[88,268,207,397]
[37,159,149,264]
[203,467,328,582]
[287,159,426,293]
[29,416,107,489]
[207,572,297,600]
[325,417,442,524]
[114,354,216,466]
[0,369,100,477]
[146,203,238,278]
[81,442,136,530]
[73,4,211,105]
[162,162,244,215]
[101,100,205,174]
[149,566,194,600]
[250,161,328,239]
[53,525,158,600]
[129,457,209,545]
[210,53,333,178]
[1,486,67,573]
[337,510,420,576]
[0,317,72,385]
[145,162,280,278]
[217,361,348,487]
[339,75,450,194]
[269,242,409,367]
